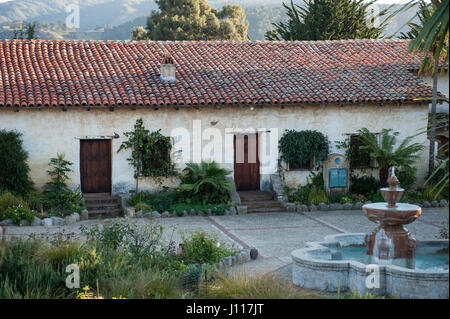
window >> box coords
[289,157,314,170]
[349,135,371,168]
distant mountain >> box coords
[0,0,419,41]
[0,0,157,30]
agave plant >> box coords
[178,162,233,204]
[356,128,425,186]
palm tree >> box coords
[178,162,233,204]
[395,0,449,175]
[357,128,425,186]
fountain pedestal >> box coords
[362,172,421,268]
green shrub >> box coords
[397,166,417,190]
[24,190,45,213]
[285,171,326,204]
[181,231,235,264]
[0,129,34,196]
[135,202,152,213]
[307,187,329,205]
[127,192,148,206]
[129,188,178,211]
[350,175,380,196]
[178,162,232,204]
[366,189,384,202]
[170,203,228,216]
[42,154,84,216]
[2,205,35,225]
[0,191,29,220]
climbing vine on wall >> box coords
[279,130,329,168]
[118,118,177,190]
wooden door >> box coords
[80,139,112,194]
[234,134,260,190]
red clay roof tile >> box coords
[0,39,439,108]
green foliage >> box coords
[13,22,37,40]
[266,0,389,41]
[137,0,248,41]
[279,130,329,169]
[396,166,417,190]
[127,192,148,206]
[307,187,329,205]
[42,153,84,216]
[400,1,434,39]
[2,205,35,225]
[406,0,448,74]
[179,162,232,205]
[284,171,327,205]
[0,190,29,220]
[118,118,177,185]
[350,175,380,196]
[170,203,228,216]
[129,188,178,212]
[180,231,235,265]
[335,137,372,170]
[0,129,34,196]
[134,202,152,213]
[356,128,424,185]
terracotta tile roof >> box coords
[0,39,438,108]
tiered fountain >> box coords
[363,168,421,268]
[291,169,448,299]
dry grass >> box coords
[199,271,318,299]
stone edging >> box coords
[0,210,88,227]
[215,247,259,270]
[283,199,448,212]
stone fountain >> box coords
[363,168,421,268]
[291,168,448,299]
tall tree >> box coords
[13,22,37,40]
[400,0,448,176]
[133,0,248,41]
[265,0,389,41]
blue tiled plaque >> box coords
[329,167,348,188]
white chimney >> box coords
[160,54,176,81]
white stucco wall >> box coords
[0,103,430,194]
[420,73,449,113]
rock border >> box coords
[214,247,259,270]
[288,199,448,213]
[0,211,84,227]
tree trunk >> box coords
[428,70,438,176]
[379,167,389,187]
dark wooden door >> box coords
[80,139,112,194]
[234,134,260,190]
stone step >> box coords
[84,196,120,205]
[238,191,273,202]
[86,202,121,211]
[88,209,122,220]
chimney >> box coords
[160,53,176,81]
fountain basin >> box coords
[291,233,449,299]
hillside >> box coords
[0,0,419,41]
